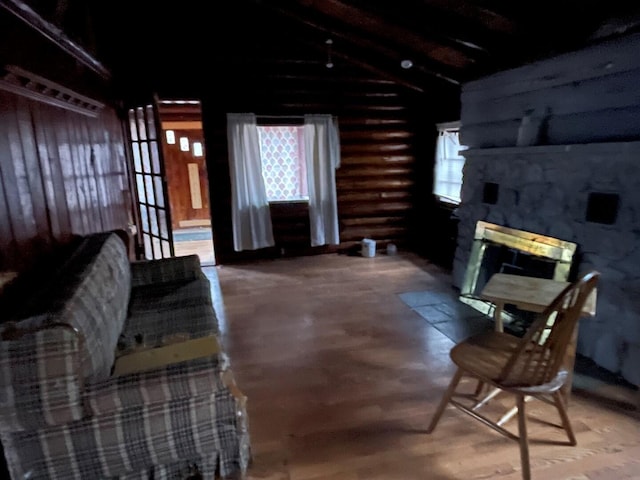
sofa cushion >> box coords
[120,277,218,352]
[131,254,203,288]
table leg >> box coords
[494,302,504,333]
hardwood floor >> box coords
[173,227,216,265]
[207,253,640,480]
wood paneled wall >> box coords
[0,90,130,270]
[157,103,212,231]
[201,66,457,263]
[162,128,211,230]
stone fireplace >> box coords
[452,141,640,386]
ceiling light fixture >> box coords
[400,59,413,69]
[326,38,334,69]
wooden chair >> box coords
[426,271,600,480]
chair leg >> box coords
[517,394,531,480]
[427,368,463,433]
[553,391,577,446]
[472,386,502,411]
[474,380,485,397]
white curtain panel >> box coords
[434,128,465,203]
[226,113,275,251]
[304,114,341,246]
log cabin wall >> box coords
[200,66,457,264]
[0,90,130,270]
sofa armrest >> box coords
[131,255,204,287]
[85,355,228,415]
[0,324,84,431]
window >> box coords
[433,122,466,204]
[257,126,308,202]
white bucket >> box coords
[361,238,376,257]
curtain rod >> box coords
[256,114,338,121]
[257,115,305,119]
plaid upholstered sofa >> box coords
[0,232,249,479]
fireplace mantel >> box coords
[462,140,640,157]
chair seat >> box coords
[450,331,519,381]
[450,331,565,391]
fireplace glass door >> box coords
[460,221,577,331]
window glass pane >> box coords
[193,142,203,157]
[145,174,156,205]
[166,130,176,144]
[150,141,161,174]
[162,240,171,258]
[141,144,151,173]
[143,234,152,260]
[140,205,150,232]
[146,105,157,140]
[154,177,165,208]
[180,137,189,152]
[158,208,168,238]
[136,174,146,203]
[152,236,162,259]
[149,206,159,235]
[136,107,147,141]
[128,110,138,141]
[258,126,308,201]
[132,145,142,172]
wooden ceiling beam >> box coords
[266,2,461,86]
[344,0,501,54]
[418,0,517,35]
[0,0,110,79]
[292,0,476,69]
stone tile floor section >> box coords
[398,288,494,344]
[399,288,639,399]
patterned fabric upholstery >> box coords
[130,255,203,288]
[0,233,131,384]
[117,460,214,480]
[0,232,250,479]
[120,278,218,352]
[53,233,132,382]
[85,356,228,416]
[1,387,248,479]
[0,326,83,431]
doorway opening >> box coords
[157,99,215,265]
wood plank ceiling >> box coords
[14,0,639,100]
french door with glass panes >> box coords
[128,102,174,259]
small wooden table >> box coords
[480,273,597,333]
